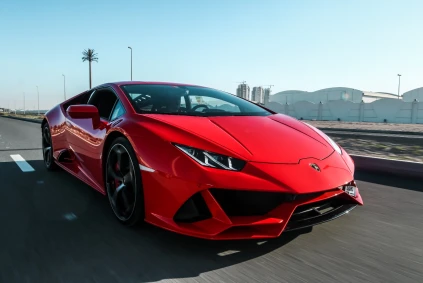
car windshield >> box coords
[120,84,272,116]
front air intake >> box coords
[210,189,299,216]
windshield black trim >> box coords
[119,84,275,117]
[138,112,272,117]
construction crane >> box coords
[261,84,274,89]
[236,81,247,85]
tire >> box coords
[105,137,145,226]
[41,123,57,171]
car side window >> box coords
[87,89,118,120]
[63,91,91,110]
[110,100,125,120]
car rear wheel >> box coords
[42,123,57,171]
[105,137,145,226]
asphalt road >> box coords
[0,117,422,283]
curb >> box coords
[351,154,423,180]
[0,115,43,124]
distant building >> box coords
[236,83,250,100]
[361,91,398,103]
[264,88,272,104]
[270,87,399,105]
[402,87,423,102]
[251,87,264,103]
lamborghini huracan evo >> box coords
[42,81,363,240]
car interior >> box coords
[87,89,118,120]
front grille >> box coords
[174,192,212,223]
[285,196,356,231]
[210,189,322,217]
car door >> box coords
[65,87,125,187]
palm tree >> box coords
[81,49,98,89]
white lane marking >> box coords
[10,154,35,172]
[218,250,240,256]
[63,213,78,221]
[139,164,155,172]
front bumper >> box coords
[144,183,362,240]
[141,151,363,240]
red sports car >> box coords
[42,81,363,239]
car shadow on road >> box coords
[0,160,311,283]
[355,170,423,193]
[129,225,311,282]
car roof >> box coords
[102,81,203,88]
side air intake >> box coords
[174,192,212,223]
[57,149,73,163]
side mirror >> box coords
[66,105,100,129]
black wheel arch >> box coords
[102,131,132,182]
[41,118,48,128]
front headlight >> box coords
[174,144,246,171]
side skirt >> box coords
[54,160,106,195]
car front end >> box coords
[134,129,362,240]
[119,83,363,239]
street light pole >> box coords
[397,74,401,99]
[128,46,132,81]
[23,92,25,115]
[36,86,40,115]
[62,74,66,100]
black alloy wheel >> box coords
[42,123,57,170]
[105,137,144,226]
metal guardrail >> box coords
[0,110,48,115]
[0,115,43,124]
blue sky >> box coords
[1,0,423,109]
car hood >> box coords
[142,114,334,163]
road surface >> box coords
[0,117,422,283]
